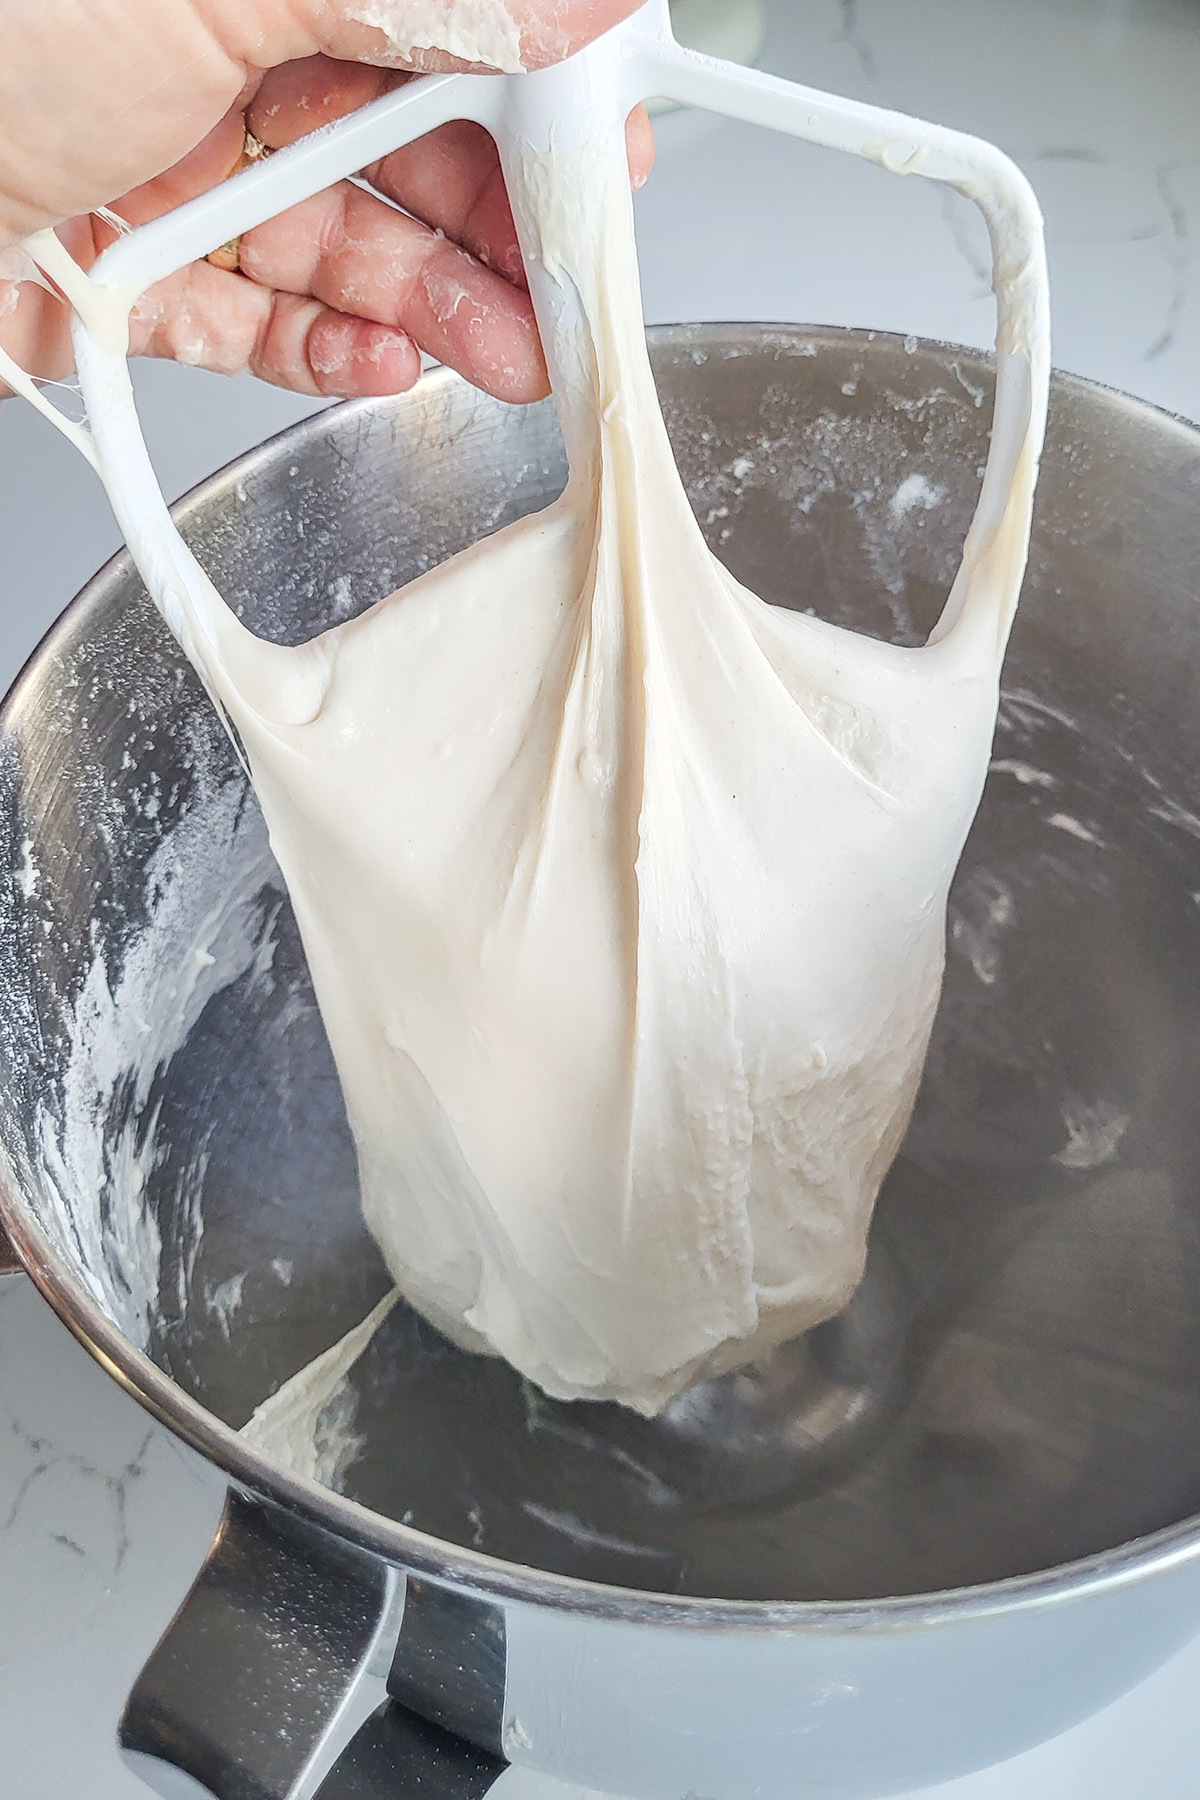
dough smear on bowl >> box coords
[176,123,1044,1416]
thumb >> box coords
[208,0,647,76]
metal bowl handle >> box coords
[120,1489,507,1800]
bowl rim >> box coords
[5,319,1200,1629]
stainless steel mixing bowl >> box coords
[3,324,1200,1799]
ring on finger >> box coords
[206,130,273,274]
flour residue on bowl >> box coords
[948,869,1016,988]
[30,773,284,1350]
[1053,1098,1129,1171]
[889,471,946,523]
[989,758,1059,791]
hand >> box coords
[0,1,653,403]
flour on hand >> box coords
[348,0,526,70]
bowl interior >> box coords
[4,325,1200,1602]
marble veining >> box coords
[834,0,877,81]
[1145,157,1198,360]
[1,1399,153,1576]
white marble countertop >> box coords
[5,1,1200,1794]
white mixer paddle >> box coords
[0,0,1048,679]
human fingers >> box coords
[233,174,548,399]
[247,64,528,289]
[3,7,654,399]
[128,256,423,396]
[0,1,646,255]
[246,53,400,143]
[5,101,649,404]
[107,108,251,231]
[1,238,423,401]
[248,54,654,286]
[363,104,653,281]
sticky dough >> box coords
[155,122,1041,1417]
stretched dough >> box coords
[187,126,1041,1415]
